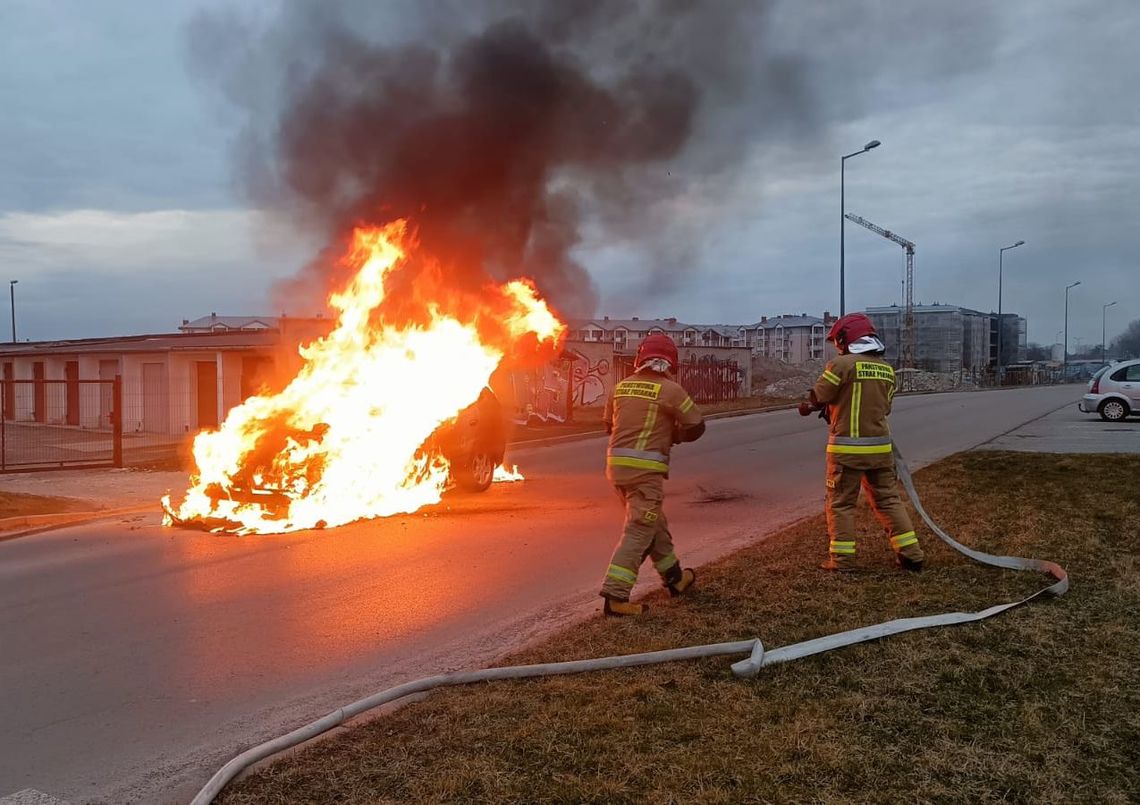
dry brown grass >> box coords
[0,490,89,519]
[219,452,1140,804]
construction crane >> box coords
[844,213,915,377]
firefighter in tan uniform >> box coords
[800,313,925,572]
[600,333,705,616]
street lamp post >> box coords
[8,280,16,343]
[840,139,881,316]
[996,240,1025,382]
[1063,280,1081,378]
[1102,301,1118,363]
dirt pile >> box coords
[750,355,821,397]
[753,360,980,397]
[898,370,978,392]
[763,376,814,398]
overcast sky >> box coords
[1,0,1136,350]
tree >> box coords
[1025,342,1051,361]
[1110,318,1140,359]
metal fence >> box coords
[616,356,745,404]
[1,378,121,471]
[0,376,216,473]
[678,360,744,403]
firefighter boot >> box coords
[603,595,648,617]
[662,564,696,597]
[820,555,857,572]
[896,544,925,572]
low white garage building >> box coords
[0,331,283,437]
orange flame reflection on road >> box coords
[162,221,562,534]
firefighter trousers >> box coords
[600,475,680,600]
[825,459,924,562]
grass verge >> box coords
[219,451,1140,804]
[0,490,90,520]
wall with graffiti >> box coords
[567,342,614,409]
[564,343,751,409]
[497,357,574,425]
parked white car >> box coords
[1079,359,1140,421]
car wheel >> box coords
[1099,398,1129,422]
[456,449,495,492]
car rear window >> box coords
[1110,364,1140,382]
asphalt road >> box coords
[0,385,1079,804]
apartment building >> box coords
[866,304,1026,372]
[568,313,834,365]
[742,314,833,364]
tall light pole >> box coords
[840,139,881,316]
[1063,280,1081,378]
[1102,301,1117,363]
[8,280,16,343]
[996,240,1025,381]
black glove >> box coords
[818,406,831,424]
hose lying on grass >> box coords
[190,447,1067,805]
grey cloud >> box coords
[0,0,233,213]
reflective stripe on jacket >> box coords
[604,370,703,481]
[812,354,896,466]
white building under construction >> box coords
[866,305,1026,373]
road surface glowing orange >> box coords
[162,220,563,534]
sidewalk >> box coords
[0,467,186,511]
[976,404,1140,453]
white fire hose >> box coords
[190,446,1067,804]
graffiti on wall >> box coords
[505,359,572,424]
[570,351,610,408]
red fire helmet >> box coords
[826,312,878,349]
[636,332,679,369]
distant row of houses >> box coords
[565,304,1029,374]
[0,303,1029,443]
[179,307,1030,374]
[566,313,837,364]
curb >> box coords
[0,504,155,543]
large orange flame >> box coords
[162,220,563,534]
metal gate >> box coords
[1,378,122,472]
[676,359,743,404]
[615,356,744,404]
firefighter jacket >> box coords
[811,353,897,469]
[604,370,704,484]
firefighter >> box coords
[799,312,925,572]
[600,333,705,616]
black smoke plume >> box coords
[188,0,810,318]
[190,1,1005,320]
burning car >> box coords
[162,222,561,535]
[431,386,508,492]
[164,386,510,533]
